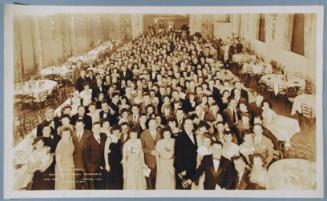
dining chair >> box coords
[38,90,49,109]
[300,103,315,151]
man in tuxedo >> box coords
[75,70,88,92]
[249,95,264,122]
[223,99,239,130]
[140,118,162,189]
[119,122,130,147]
[128,104,140,127]
[72,120,92,189]
[71,106,92,130]
[252,124,275,166]
[120,65,133,81]
[149,65,159,82]
[231,81,249,103]
[83,122,106,189]
[174,117,198,189]
[36,107,60,137]
[185,141,235,190]
[232,156,250,190]
[92,78,107,101]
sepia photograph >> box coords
[3,4,324,199]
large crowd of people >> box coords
[23,26,284,191]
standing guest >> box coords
[29,137,54,190]
[57,115,74,135]
[248,95,264,120]
[83,122,106,189]
[252,124,274,166]
[136,114,148,134]
[168,118,181,138]
[128,104,140,126]
[80,84,93,108]
[71,105,92,130]
[72,120,91,190]
[232,156,251,190]
[221,132,240,160]
[104,126,123,189]
[185,141,236,190]
[155,128,175,189]
[36,107,60,137]
[119,122,130,146]
[140,118,162,189]
[247,154,271,189]
[193,134,213,190]
[174,117,198,189]
[75,70,88,92]
[55,127,75,190]
[231,81,249,103]
[87,104,100,123]
[122,127,147,189]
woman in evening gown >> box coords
[122,127,147,190]
[155,128,175,189]
[55,127,75,190]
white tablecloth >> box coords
[40,65,73,78]
[291,94,316,117]
[15,80,57,102]
[259,74,306,95]
[268,159,316,190]
[233,54,256,64]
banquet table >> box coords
[291,94,316,117]
[268,159,316,190]
[40,65,73,78]
[259,74,306,95]
[14,80,57,102]
[232,53,256,64]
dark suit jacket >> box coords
[75,77,88,92]
[140,129,162,169]
[71,114,92,130]
[82,134,106,173]
[174,131,198,179]
[223,107,238,128]
[149,70,159,82]
[92,85,107,101]
[234,167,251,190]
[191,155,235,190]
[248,102,263,120]
[72,129,92,170]
[231,88,249,103]
[120,69,133,81]
[36,117,61,137]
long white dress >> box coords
[155,138,175,189]
[122,139,147,190]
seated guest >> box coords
[185,141,235,190]
[55,127,75,190]
[75,70,88,92]
[71,105,93,130]
[232,156,251,190]
[247,154,271,189]
[83,122,106,189]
